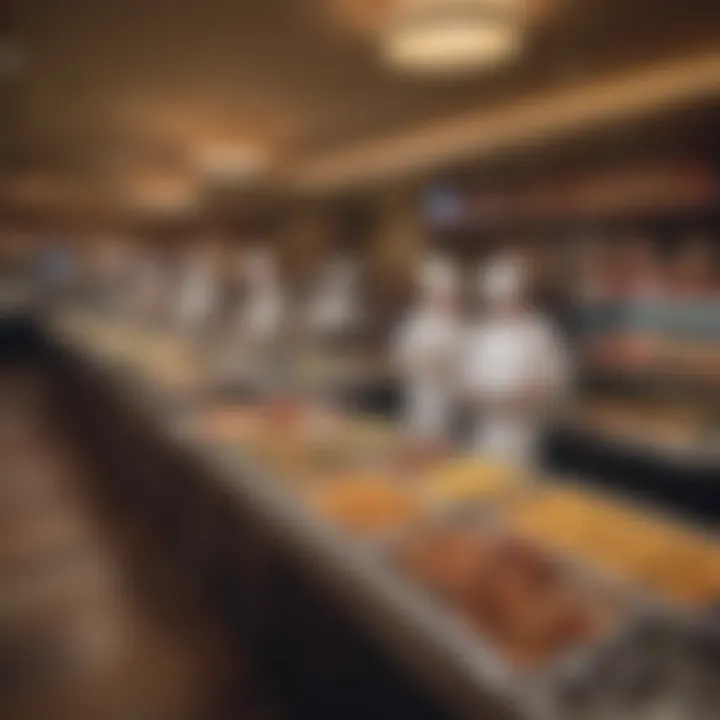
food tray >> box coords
[50,310,715,719]
[384,505,643,676]
[501,482,720,611]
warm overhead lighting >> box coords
[382,0,522,74]
[197,144,268,183]
[130,175,199,215]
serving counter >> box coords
[44,312,526,720]
[39,309,720,720]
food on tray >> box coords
[257,401,346,442]
[255,439,356,482]
[507,489,720,606]
[345,419,397,454]
[388,440,450,476]
[261,398,308,428]
[192,401,377,481]
[421,458,523,505]
[191,406,261,444]
[395,527,612,668]
[311,475,422,533]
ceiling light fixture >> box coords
[382,0,522,74]
[130,175,198,216]
[197,144,268,183]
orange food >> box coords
[261,399,309,428]
[192,406,260,444]
[395,527,612,669]
[312,476,422,534]
[507,489,720,607]
[389,440,450,476]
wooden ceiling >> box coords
[1,0,719,215]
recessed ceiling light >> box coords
[382,0,522,74]
[130,175,199,215]
[197,144,268,183]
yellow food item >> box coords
[311,476,422,534]
[422,458,523,505]
[507,488,720,607]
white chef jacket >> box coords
[309,285,360,335]
[308,263,361,335]
[392,307,463,442]
[240,288,284,345]
[231,287,286,391]
[133,258,166,321]
[176,264,216,332]
[463,313,570,468]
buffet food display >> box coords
[419,458,523,507]
[393,521,620,670]
[311,474,424,535]
[506,487,720,608]
[53,310,720,718]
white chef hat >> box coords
[480,253,526,304]
[418,254,458,296]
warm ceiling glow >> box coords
[292,51,720,190]
[129,175,198,215]
[197,144,268,182]
[382,0,522,74]
[384,19,520,72]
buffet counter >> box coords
[544,362,720,526]
[547,404,720,527]
[45,309,720,720]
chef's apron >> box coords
[405,378,454,443]
[236,292,285,395]
[466,320,546,470]
[177,274,214,336]
[472,417,539,470]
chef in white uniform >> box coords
[464,253,571,468]
[307,255,363,340]
[236,248,286,390]
[392,255,463,443]
[130,247,168,325]
[176,243,219,334]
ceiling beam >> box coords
[289,50,720,193]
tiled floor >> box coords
[0,368,278,720]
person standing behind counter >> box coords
[464,252,571,470]
[306,254,363,345]
[391,255,463,444]
[175,241,221,336]
[235,248,286,393]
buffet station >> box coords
[27,305,717,720]
[424,157,720,529]
[547,293,720,526]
